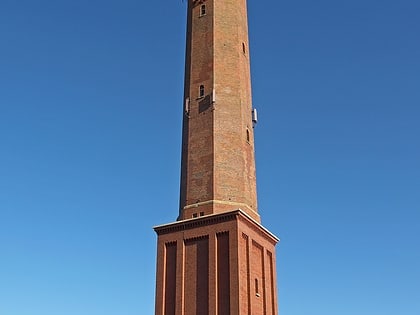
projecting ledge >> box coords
[153,209,279,244]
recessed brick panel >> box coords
[184,237,209,315]
[217,232,230,315]
[164,243,177,315]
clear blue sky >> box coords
[1,0,419,314]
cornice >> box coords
[154,209,279,244]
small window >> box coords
[193,213,198,218]
[199,85,205,98]
[255,278,260,296]
[246,129,250,142]
[200,5,206,16]
[200,212,204,216]
[242,42,246,54]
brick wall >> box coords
[154,210,279,315]
[179,0,259,222]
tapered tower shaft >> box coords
[179,0,258,222]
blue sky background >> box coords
[0,0,419,314]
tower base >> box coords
[154,209,279,315]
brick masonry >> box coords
[154,0,280,314]
[179,0,258,222]
[154,210,279,315]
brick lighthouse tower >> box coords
[154,0,279,314]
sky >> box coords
[0,0,419,314]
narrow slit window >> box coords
[199,85,205,98]
[242,42,246,54]
[200,5,206,16]
[246,129,250,142]
[255,278,260,296]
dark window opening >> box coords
[200,5,206,16]
[242,42,246,54]
[200,212,205,216]
[193,213,198,218]
[246,129,250,142]
[199,85,205,98]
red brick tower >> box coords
[154,0,279,314]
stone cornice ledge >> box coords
[153,209,279,244]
